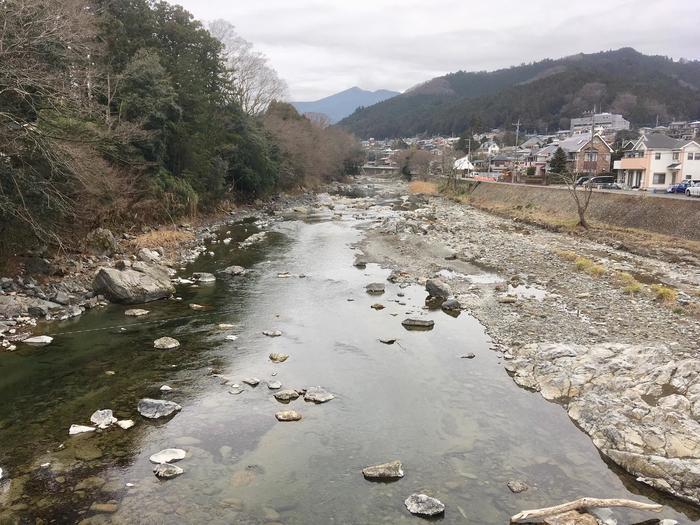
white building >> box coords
[570,112,630,133]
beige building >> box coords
[615,134,700,189]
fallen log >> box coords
[511,497,663,523]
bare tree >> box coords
[305,112,332,129]
[441,147,458,191]
[561,170,594,228]
[0,0,96,243]
[208,20,288,116]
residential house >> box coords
[668,121,700,141]
[453,156,475,179]
[680,140,700,182]
[478,141,500,156]
[533,133,613,176]
[614,134,687,189]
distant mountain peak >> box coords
[292,87,400,124]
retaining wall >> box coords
[464,182,700,241]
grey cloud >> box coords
[173,0,700,100]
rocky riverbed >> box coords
[356,176,700,510]
[0,176,698,524]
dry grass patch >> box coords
[587,264,606,277]
[651,284,678,304]
[409,181,438,195]
[616,272,642,294]
[572,256,605,277]
[130,229,194,250]
[556,250,579,262]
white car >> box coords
[686,183,700,197]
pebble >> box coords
[362,460,404,481]
[268,381,282,389]
[274,389,300,402]
[304,387,335,404]
[149,449,186,464]
[379,338,397,345]
[461,353,476,359]
[153,463,184,479]
[69,425,95,435]
[23,335,53,346]
[366,283,386,294]
[269,353,289,363]
[116,420,134,430]
[137,398,182,419]
[90,409,117,429]
[242,377,260,387]
[404,493,445,516]
[160,385,173,392]
[507,480,529,493]
[401,318,435,330]
[124,309,149,317]
[153,337,180,350]
[275,410,302,422]
[263,330,282,337]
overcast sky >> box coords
[173,0,700,102]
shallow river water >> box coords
[0,203,698,524]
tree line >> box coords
[0,0,363,251]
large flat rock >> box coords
[93,263,174,304]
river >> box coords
[0,189,697,524]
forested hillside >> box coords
[0,0,362,251]
[339,48,700,138]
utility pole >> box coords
[588,114,596,179]
[513,119,521,182]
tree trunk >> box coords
[511,497,662,523]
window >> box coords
[689,153,694,160]
[653,173,666,185]
[655,152,661,160]
[695,153,700,160]
[584,151,598,162]
[673,152,680,161]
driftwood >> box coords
[511,497,663,523]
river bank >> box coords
[0,193,324,351]
[358,176,700,509]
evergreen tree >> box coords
[549,147,568,174]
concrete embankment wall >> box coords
[463,182,700,241]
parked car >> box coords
[667,181,691,193]
[686,183,700,197]
[575,176,591,186]
[584,176,620,190]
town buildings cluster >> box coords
[361,112,700,190]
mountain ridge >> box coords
[337,48,700,139]
[292,86,400,124]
